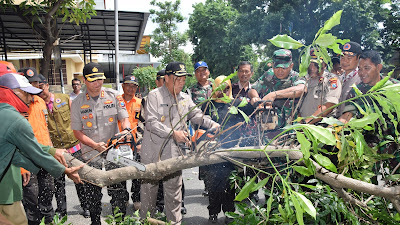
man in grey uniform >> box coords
[71,62,131,225]
[140,62,219,224]
[337,41,362,116]
[299,50,342,124]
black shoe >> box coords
[82,209,90,218]
[202,190,209,196]
[224,216,234,224]
[56,211,67,219]
[209,214,218,223]
[181,206,187,215]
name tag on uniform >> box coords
[161,103,168,106]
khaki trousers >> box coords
[0,201,28,225]
[140,171,182,225]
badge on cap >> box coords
[26,69,34,77]
[343,43,351,51]
[92,67,99,73]
[160,116,166,122]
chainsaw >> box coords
[105,131,146,171]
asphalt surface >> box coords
[60,167,246,225]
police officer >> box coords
[299,50,342,124]
[140,62,219,224]
[337,41,362,116]
[71,62,131,225]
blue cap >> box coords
[194,61,208,71]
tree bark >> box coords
[64,145,400,211]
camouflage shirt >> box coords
[252,68,305,128]
[190,81,213,110]
[343,76,400,169]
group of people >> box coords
[0,39,396,225]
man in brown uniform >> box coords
[71,62,131,225]
[299,51,342,124]
[140,62,219,224]
[38,75,89,218]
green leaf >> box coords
[303,124,336,145]
[229,106,238,115]
[320,10,343,35]
[290,194,304,225]
[234,175,256,201]
[353,130,366,158]
[315,33,337,47]
[296,131,311,159]
[347,113,379,128]
[219,94,232,103]
[293,166,314,176]
[314,154,337,173]
[238,109,250,123]
[251,177,269,192]
[368,75,391,93]
[237,98,248,107]
[269,34,304,49]
[293,191,317,219]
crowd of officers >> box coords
[0,40,396,225]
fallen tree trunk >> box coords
[64,145,400,212]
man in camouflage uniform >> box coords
[190,61,212,107]
[299,50,342,124]
[251,49,306,130]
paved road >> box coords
[60,167,264,224]
[62,167,212,224]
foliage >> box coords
[222,10,400,225]
[146,0,191,66]
[0,0,96,77]
[131,66,158,93]
[230,0,397,67]
[105,208,171,225]
[40,214,70,225]
[188,0,258,77]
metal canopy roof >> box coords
[0,7,149,52]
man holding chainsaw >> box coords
[140,62,220,224]
[71,62,131,225]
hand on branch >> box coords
[93,142,107,152]
[54,149,68,167]
[65,164,84,184]
[173,130,189,143]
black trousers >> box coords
[22,169,55,224]
[54,175,67,215]
[131,179,141,203]
[207,189,235,215]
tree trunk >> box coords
[63,145,400,212]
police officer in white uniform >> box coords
[71,62,131,225]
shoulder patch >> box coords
[329,77,338,89]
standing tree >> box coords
[188,0,258,77]
[0,0,96,78]
[146,0,191,68]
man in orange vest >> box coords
[119,75,142,210]
[19,67,56,225]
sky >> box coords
[103,0,205,35]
